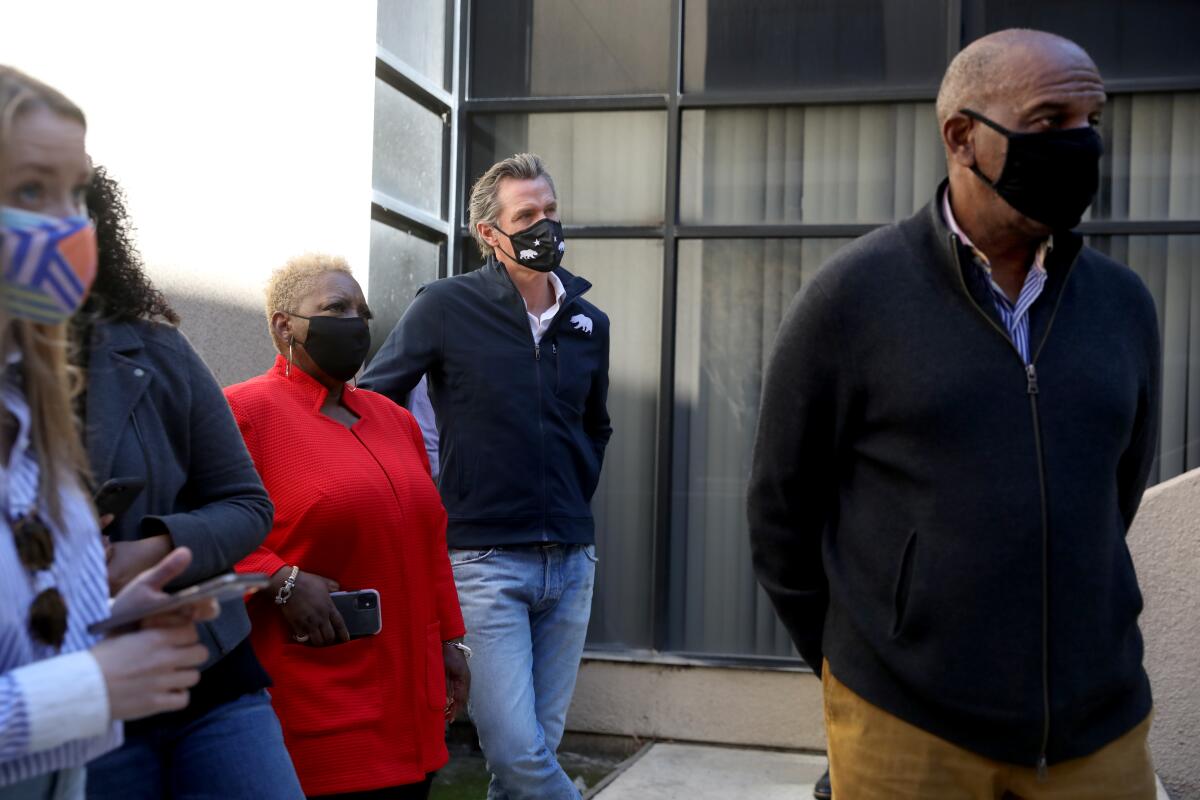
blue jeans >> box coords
[451,544,596,800]
[86,690,302,800]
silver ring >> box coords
[294,632,310,642]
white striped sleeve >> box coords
[0,672,32,763]
[6,651,110,756]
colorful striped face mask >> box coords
[0,206,98,324]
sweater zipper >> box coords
[949,235,1079,779]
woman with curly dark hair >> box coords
[73,168,303,799]
[77,166,178,326]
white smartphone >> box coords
[88,573,270,634]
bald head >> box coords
[938,29,1106,241]
[937,29,1102,127]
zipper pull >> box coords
[1036,754,1048,782]
[1026,364,1039,395]
[552,342,557,356]
[535,343,541,361]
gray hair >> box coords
[468,152,557,259]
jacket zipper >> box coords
[949,235,1079,779]
[498,264,590,543]
[534,341,547,541]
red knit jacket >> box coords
[226,356,465,795]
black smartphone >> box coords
[88,573,270,634]
[330,589,382,639]
[94,476,146,518]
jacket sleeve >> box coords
[223,390,288,579]
[359,287,441,405]
[1116,298,1162,531]
[404,411,464,641]
[746,279,849,675]
[143,336,274,587]
[583,315,613,465]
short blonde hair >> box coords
[468,153,557,259]
[264,253,353,352]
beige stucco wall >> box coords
[567,657,825,751]
[0,1,377,386]
[1129,467,1200,800]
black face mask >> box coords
[495,217,566,273]
[292,314,371,384]
[961,108,1104,231]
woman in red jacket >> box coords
[225,253,469,799]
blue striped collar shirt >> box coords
[942,191,1051,364]
[0,361,120,787]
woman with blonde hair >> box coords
[226,254,468,798]
[0,66,215,799]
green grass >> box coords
[431,750,624,799]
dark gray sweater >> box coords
[748,183,1160,769]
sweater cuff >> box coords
[10,651,111,753]
[143,512,205,586]
[236,549,287,578]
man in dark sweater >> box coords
[748,29,1160,799]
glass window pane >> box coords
[365,220,441,361]
[377,0,449,89]
[684,0,950,93]
[670,238,850,657]
[471,0,670,97]
[1089,93,1200,222]
[1086,234,1200,484]
[563,239,663,650]
[373,78,445,216]
[468,111,666,225]
[680,104,946,224]
[973,0,1200,82]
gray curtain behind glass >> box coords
[680,103,944,224]
[1091,93,1200,483]
[672,103,945,657]
[673,239,854,657]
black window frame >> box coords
[449,0,1200,669]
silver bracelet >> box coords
[445,640,472,660]
[275,566,299,605]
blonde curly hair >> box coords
[264,253,353,353]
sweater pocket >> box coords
[277,638,383,735]
[425,622,447,712]
[891,530,918,640]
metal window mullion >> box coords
[1078,220,1200,235]
[452,0,473,276]
[947,0,964,61]
[372,191,450,239]
[463,94,669,113]
[376,45,454,115]
[678,86,940,108]
[650,0,684,656]
[442,0,464,280]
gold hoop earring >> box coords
[286,339,293,377]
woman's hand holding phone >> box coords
[272,567,350,647]
[92,547,217,721]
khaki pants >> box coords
[822,662,1156,800]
